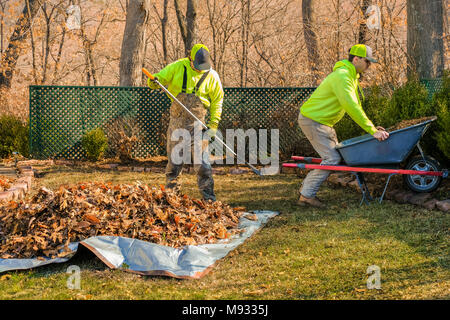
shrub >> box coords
[103,116,144,163]
[335,76,449,166]
[0,114,29,158]
[432,71,450,162]
[335,85,390,141]
[381,79,431,128]
[81,127,108,161]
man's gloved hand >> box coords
[147,77,159,90]
[205,124,218,139]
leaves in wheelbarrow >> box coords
[0,182,246,259]
[387,116,436,132]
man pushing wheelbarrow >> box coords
[297,44,389,208]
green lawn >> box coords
[1,164,449,299]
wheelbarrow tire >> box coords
[403,155,442,193]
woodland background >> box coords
[0,0,448,121]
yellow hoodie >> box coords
[300,59,377,135]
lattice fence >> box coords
[29,86,316,160]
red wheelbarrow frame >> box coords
[284,156,448,205]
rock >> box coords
[327,174,341,184]
[12,182,28,193]
[17,165,32,172]
[347,179,361,191]
[21,169,34,177]
[8,187,25,200]
[385,189,401,200]
[408,193,432,206]
[98,163,119,170]
[230,168,249,175]
[16,176,32,190]
[421,199,438,210]
[394,191,415,204]
[0,191,13,202]
[338,175,354,187]
[436,200,450,212]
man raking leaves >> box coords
[143,44,264,203]
[143,44,224,201]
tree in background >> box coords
[358,0,372,43]
[302,0,320,86]
[0,0,40,89]
[407,0,444,79]
[119,0,151,87]
[173,0,198,56]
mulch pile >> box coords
[0,182,247,259]
[387,116,436,132]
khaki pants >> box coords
[298,113,341,198]
[165,93,216,201]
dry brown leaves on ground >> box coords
[0,182,246,259]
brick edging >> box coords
[0,165,34,203]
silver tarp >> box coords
[0,210,278,278]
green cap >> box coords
[349,44,378,63]
[190,44,211,70]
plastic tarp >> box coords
[0,210,278,279]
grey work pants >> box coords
[298,113,341,198]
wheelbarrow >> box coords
[283,117,448,205]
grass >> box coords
[0,164,449,300]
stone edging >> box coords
[0,165,34,203]
[326,173,449,212]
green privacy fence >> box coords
[420,78,444,100]
[29,86,316,160]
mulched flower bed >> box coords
[0,182,246,259]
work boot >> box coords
[297,195,326,208]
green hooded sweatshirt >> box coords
[147,58,224,129]
[300,59,377,135]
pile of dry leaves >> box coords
[0,182,247,259]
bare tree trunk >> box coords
[52,23,66,85]
[0,0,41,89]
[0,1,5,55]
[41,2,58,84]
[358,0,372,43]
[153,0,169,64]
[407,0,444,79]
[239,0,250,87]
[174,0,198,56]
[161,0,169,64]
[119,0,151,86]
[302,0,320,86]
